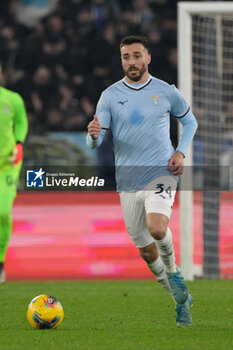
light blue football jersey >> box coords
[87,75,197,191]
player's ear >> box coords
[147,54,151,65]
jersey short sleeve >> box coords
[96,90,111,129]
[169,85,189,118]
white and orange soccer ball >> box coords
[27,294,64,329]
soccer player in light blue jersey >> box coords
[87,35,197,326]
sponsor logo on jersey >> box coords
[118,100,128,105]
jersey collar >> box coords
[123,74,152,91]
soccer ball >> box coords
[27,294,64,329]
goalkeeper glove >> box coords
[8,142,23,165]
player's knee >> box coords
[139,247,157,264]
[146,214,168,240]
[148,222,167,240]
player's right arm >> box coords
[86,90,111,149]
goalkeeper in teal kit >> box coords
[0,61,28,283]
[87,36,198,326]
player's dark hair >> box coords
[120,35,150,53]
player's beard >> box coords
[124,65,147,82]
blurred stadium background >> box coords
[1,0,233,281]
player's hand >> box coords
[88,114,101,140]
[8,143,23,165]
[168,151,184,175]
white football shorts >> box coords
[119,176,177,248]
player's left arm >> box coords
[86,90,111,149]
[9,94,28,165]
[168,85,198,175]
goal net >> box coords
[178,2,233,280]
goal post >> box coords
[178,2,233,280]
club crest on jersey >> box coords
[150,95,162,105]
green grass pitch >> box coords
[0,280,232,350]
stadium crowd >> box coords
[0,0,177,135]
